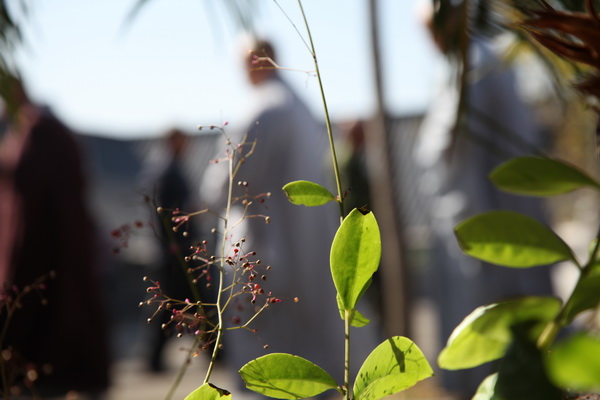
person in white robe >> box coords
[200,40,380,394]
[415,5,555,398]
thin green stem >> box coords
[204,144,237,384]
[165,335,203,400]
[537,223,600,350]
[344,310,352,400]
[297,0,345,222]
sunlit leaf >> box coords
[353,336,433,400]
[438,297,562,370]
[472,374,499,400]
[490,156,600,196]
[239,353,338,399]
[545,333,600,393]
[330,208,381,310]
[282,180,336,207]
[185,383,232,400]
[455,211,576,267]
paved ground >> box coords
[104,300,457,400]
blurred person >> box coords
[0,76,110,398]
[414,2,555,398]
[200,39,380,391]
[141,128,205,372]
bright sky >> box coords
[12,0,439,138]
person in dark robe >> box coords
[0,77,110,398]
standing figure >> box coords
[201,40,380,390]
[0,77,110,398]
[415,3,555,398]
[146,128,199,372]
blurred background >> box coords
[2,0,600,399]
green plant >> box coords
[139,127,287,400]
[437,156,600,399]
[185,2,434,400]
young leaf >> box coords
[490,156,600,196]
[472,373,499,400]
[239,353,338,399]
[336,294,371,327]
[545,333,600,393]
[353,336,433,400]
[282,180,336,206]
[438,297,562,370]
[454,210,576,267]
[330,208,381,311]
[185,383,232,400]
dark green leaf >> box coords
[282,180,336,207]
[494,322,562,400]
[353,336,433,400]
[455,210,576,267]
[562,261,600,323]
[239,353,338,399]
[185,383,232,400]
[438,297,562,370]
[490,156,600,196]
[545,333,600,393]
[330,208,381,310]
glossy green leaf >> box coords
[562,261,600,323]
[438,297,562,370]
[336,294,370,327]
[185,383,232,400]
[455,211,576,267]
[282,180,336,206]
[472,374,500,400]
[353,336,433,400]
[490,156,600,196]
[546,333,600,393]
[239,353,338,399]
[331,208,381,310]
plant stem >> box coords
[344,310,352,400]
[204,144,237,384]
[297,2,351,396]
[297,0,345,222]
[537,223,600,350]
[165,335,203,400]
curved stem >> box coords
[297,0,345,222]
[204,145,237,384]
[537,223,600,350]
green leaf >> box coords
[545,333,600,393]
[438,297,562,370]
[494,323,562,400]
[455,210,576,267]
[562,261,600,323]
[490,156,600,196]
[282,180,336,206]
[330,208,381,310]
[239,353,338,399]
[472,374,500,400]
[336,294,371,327]
[185,383,232,400]
[353,336,433,400]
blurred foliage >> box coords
[126,0,259,37]
[0,0,24,115]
